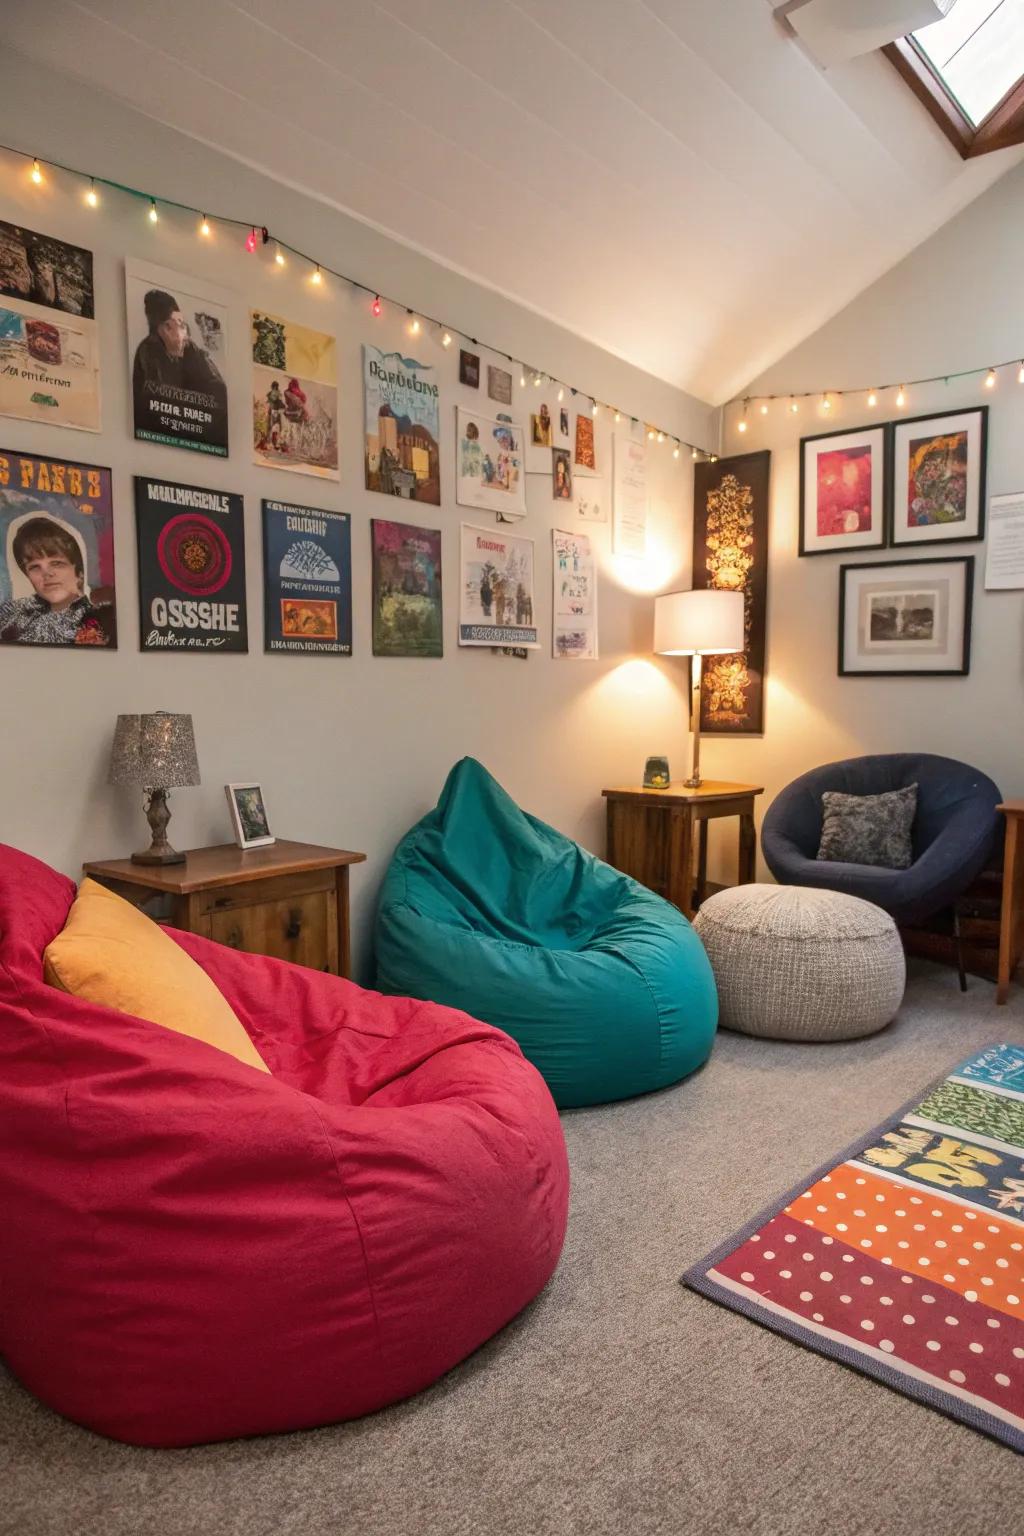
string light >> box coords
[1018,362,1024,384]
[789,399,799,414]
[274,244,285,266]
[614,410,622,423]
[31,158,42,184]
[691,447,699,460]
[592,402,599,416]
[406,311,420,334]
[647,428,656,441]
[85,178,98,208]
[867,389,877,407]
[371,294,381,317]
[737,418,747,435]
[310,264,322,286]
[534,373,542,387]
[656,429,663,441]
[148,199,158,224]
[672,445,680,459]
[759,402,768,416]
[821,393,831,413]
[985,367,997,390]
[245,227,258,253]
[896,385,906,407]
[441,330,452,347]
[199,214,211,237]
[557,387,564,402]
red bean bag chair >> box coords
[0,844,569,1447]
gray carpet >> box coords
[3,959,1023,1536]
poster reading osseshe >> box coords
[252,310,338,480]
[126,259,229,456]
[135,476,247,651]
[0,447,115,646]
[0,220,100,432]
[262,499,351,655]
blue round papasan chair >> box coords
[375,758,718,1109]
[761,753,1002,927]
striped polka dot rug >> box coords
[683,1043,1024,1452]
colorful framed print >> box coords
[262,499,351,655]
[838,556,973,677]
[135,476,247,652]
[225,783,274,849]
[0,220,101,433]
[889,407,987,547]
[799,426,886,556]
[126,260,229,456]
[371,518,442,658]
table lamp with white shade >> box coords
[653,589,745,789]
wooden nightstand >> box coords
[602,781,764,918]
[83,840,366,978]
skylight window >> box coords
[913,0,1024,127]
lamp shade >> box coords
[653,589,745,656]
[109,712,200,788]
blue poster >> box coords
[261,499,351,655]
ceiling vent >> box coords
[779,0,959,66]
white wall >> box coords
[698,158,1024,882]
[0,54,714,978]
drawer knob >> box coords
[285,912,302,941]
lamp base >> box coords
[130,787,186,865]
[683,774,703,789]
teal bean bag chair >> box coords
[375,758,718,1108]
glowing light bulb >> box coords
[407,313,420,334]
[557,387,564,402]
[867,390,877,407]
[311,265,322,286]
[985,368,997,390]
[520,371,526,387]
[245,227,258,253]
[789,399,798,414]
[534,374,542,387]
[275,245,285,266]
[647,428,656,441]
[614,410,622,423]
[199,215,211,237]
[31,158,42,185]
[759,403,768,416]
[85,179,98,208]
[148,199,158,224]
[822,394,831,412]
[737,419,747,434]
[592,402,599,416]
[710,454,718,463]
[691,447,699,461]
[672,445,680,459]
[896,386,906,407]
[656,430,663,442]
[1018,362,1024,385]
[441,330,452,347]
[371,295,381,317]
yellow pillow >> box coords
[44,878,269,1074]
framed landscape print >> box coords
[889,407,987,546]
[838,556,973,677]
[799,426,886,556]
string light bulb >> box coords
[656,430,664,442]
[985,368,997,390]
[592,402,599,416]
[896,385,906,407]
[520,370,526,387]
[1018,362,1024,385]
[822,393,831,412]
[311,264,322,286]
[614,410,621,423]
[647,427,656,441]
[867,389,877,407]
[245,227,258,253]
[406,311,420,334]
[275,245,285,267]
[85,179,98,208]
[759,403,768,416]
[789,399,799,414]
[441,330,452,347]
[558,387,564,402]
[199,214,211,237]
[691,447,699,461]
[371,294,381,317]
[148,199,158,224]
[737,417,747,434]
[534,373,542,387]
[672,445,680,459]
[31,158,42,185]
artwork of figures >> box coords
[126,260,229,455]
[251,310,338,480]
[371,519,442,658]
[839,557,973,676]
[552,447,572,500]
[456,406,526,518]
[262,499,351,655]
[552,528,597,660]
[532,403,552,446]
[526,393,571,473]
[459,523,538,647]
[692,451,770,734]
[135,476,247,651]
[799,426,886,556]
[0,220,100,432]
[363,345,440,504]
[0,448,115,646]
[890,408,987,546]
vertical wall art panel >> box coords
[692,450,770,735]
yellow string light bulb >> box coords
[673,445,680,459]
[148,199,158,223]
[592,402,599,416]
[1018,362,1024,385]
[199,214,211,237]
[896,386,906,407]
[85,179,98,208]
[789,399,798,414]
[647,427,655,441]
[691,447,699,461]
[985,368,997,390]
[406,311,418,331]
[737,418,747,434]
[274,245,285,266]
[441,330,452,347]
[558,387,564,402]
[614,410,622,423]
[31,158,42,184]
[822,394,831,412]
[867,389,877,407]
[760,403,768,416]
[534,373,542,387]
[520,370,526,387]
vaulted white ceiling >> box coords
[6,0,1021,403]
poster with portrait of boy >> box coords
[125,259,230,456]
[0,447,116,647]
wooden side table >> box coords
[602,780,764,918]
[997,801,1024,1004]
[83,840,366,978]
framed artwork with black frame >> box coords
[888,406,987,548]
[799,424,887,557]
[838,556,973,678]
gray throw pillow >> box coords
[816,784,918,870]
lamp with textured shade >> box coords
[109,712,200,865]
[654,589,744,788]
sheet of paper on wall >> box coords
[574,476,608,523]
[552,528,598,660]
[612,436,648,556]
[984,492,1024,590]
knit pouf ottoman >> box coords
[693,884,905,1042]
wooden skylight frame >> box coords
[884,34,1024,157]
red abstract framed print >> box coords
[799,425,886,556]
